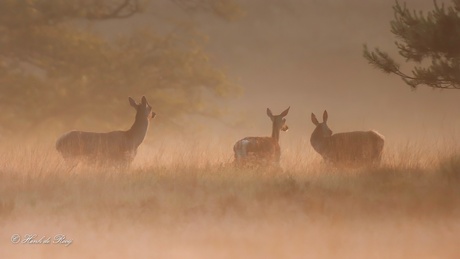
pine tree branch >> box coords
[363,45,460,89]
[86,0,140,20]
[363,0,460,90]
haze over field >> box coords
[0,0,456,150]
[211,0,459,146]
[90,0,460,149]
[1,1,460,259]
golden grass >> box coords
[1,138,460,258]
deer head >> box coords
[267,107,290,132]
[311,110,333,138]
[129,96,156,119]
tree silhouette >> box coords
[0,0,241,135]
[363,0,460,90]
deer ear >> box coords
[129,97,138,108]
[280,106,290,117]
[311,113,319,126]
[323,110,328,122]
[141,96,147,105]
[267,108,273,118]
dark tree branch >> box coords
[363,45,460,90]
[171,0,242,20]
[86,0,140,20]
[363,0,460,90]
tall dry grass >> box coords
[1,138,460,258]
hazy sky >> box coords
[110,0,460,147]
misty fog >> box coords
[2,0,457,150]
[95,0,459,150]
[3,2,460,258]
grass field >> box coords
[1,138,460,258]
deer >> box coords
[56,96,155,167]
[233,107,290,168]
[310,110,384,167]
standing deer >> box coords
[56,96,155,167]
[310,110,384,166]
[233,107,290,167]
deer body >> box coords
[234,137,281,164]
[310,111,384,166]
[234,107,289,167]
[56,96,155,166]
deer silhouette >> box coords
[310,110,384,166]
[56,96,155,167]
[234,107,290,167]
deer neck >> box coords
[126,112,149,148]
[271,120,280,143]
[310,127,330,154]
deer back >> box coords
[235,137,279,156]
[326,131,384,163]
[56,130,132,158]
